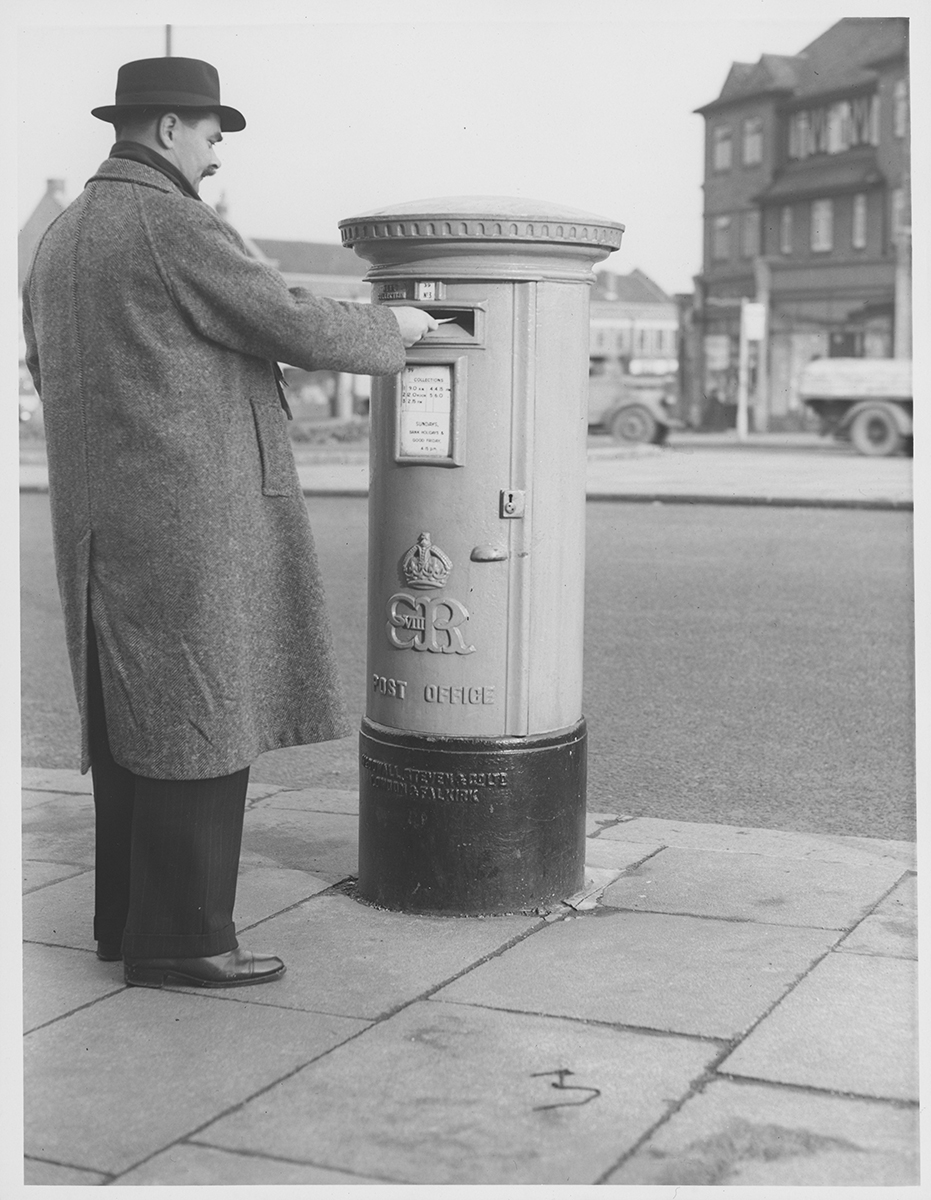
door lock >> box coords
[500,489,526,518]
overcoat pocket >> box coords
[250,398,298,497]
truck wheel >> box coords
[849,407,904,457]
[608,405,658,445]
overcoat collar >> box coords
[86,155,193,198]
[109,140,203,200]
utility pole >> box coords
[753,257,772,433]
[736,298,750,441]
[165,25,172,56]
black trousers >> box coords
[87,625,249,959]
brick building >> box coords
[689,17,910,430]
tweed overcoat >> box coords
[22,156,406,780]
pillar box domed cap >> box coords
[339,195,624,252]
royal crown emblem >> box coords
[401,531,453,590]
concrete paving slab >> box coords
[195,998,717,1184]
[242,807,358,882]
[605,1077,918,1186]
[585,811,629,836]
[837,874,917,959]
[198,892,539,1019]
[597,817,917,869]
[22,859,85,894]
[21,768,92,794]
[23,943,124,1032]
[721,952,918,1101]
[436,910,837,1039]
[564,866,625,910]
[22,788,66,810]
[245,781,286,802]
[22,773,281,803]
[24,989,369,1175]
[25,1159,108,1185]
[116,1143,390,1185]
[583,837,663,871]
[600,846,906,929]
[232,862,332,929]
[254,786,360,814]
[22,857,332,952]
[22,790,95,866]
[23,869,94,950]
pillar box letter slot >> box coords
[340,197,624,915]
[419,307,480,342]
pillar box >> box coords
[339,197,624,914]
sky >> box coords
[13,0,927,297]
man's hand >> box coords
[389,307,439,346]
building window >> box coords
[788,111,810,159]
[741,210,760,258]
[780,206,793,254]
[827,102,848,153]
[891,187,908,237]
[713,126,732,171]
[852,194,867,249]
[811,199,833,252]
[894,79,908,138]
[742,117,763,165]
[712,215,731,261]
[788,95,878,159]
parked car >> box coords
[588,371,683,445]
[798,357,912,457]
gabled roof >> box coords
[696,17,908,115]
[592,268,673,305]
[696,55,799,113]
[251,239,367,278]
[714,54,801,106]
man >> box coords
[22,57,435,989]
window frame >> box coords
[712,214,731,261]
[779,206,793,255]
[891,187,908,238]
[712,125,733,172]
[852,193,867,250]
[740,209,760,259]
[742,116,763,166]
[894,79,908,138]
[810,198,834,253]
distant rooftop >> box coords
[592,268,673,306]
[251,239,367,278]
[18,179,68,285]
[695,17,908,114]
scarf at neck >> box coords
[108,141,202,201]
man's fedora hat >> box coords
[92,57,246,132]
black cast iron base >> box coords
[357,717,587,915]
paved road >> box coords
[20,490,914,840]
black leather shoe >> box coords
[123,946,286,989]
[96,940,123,962]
